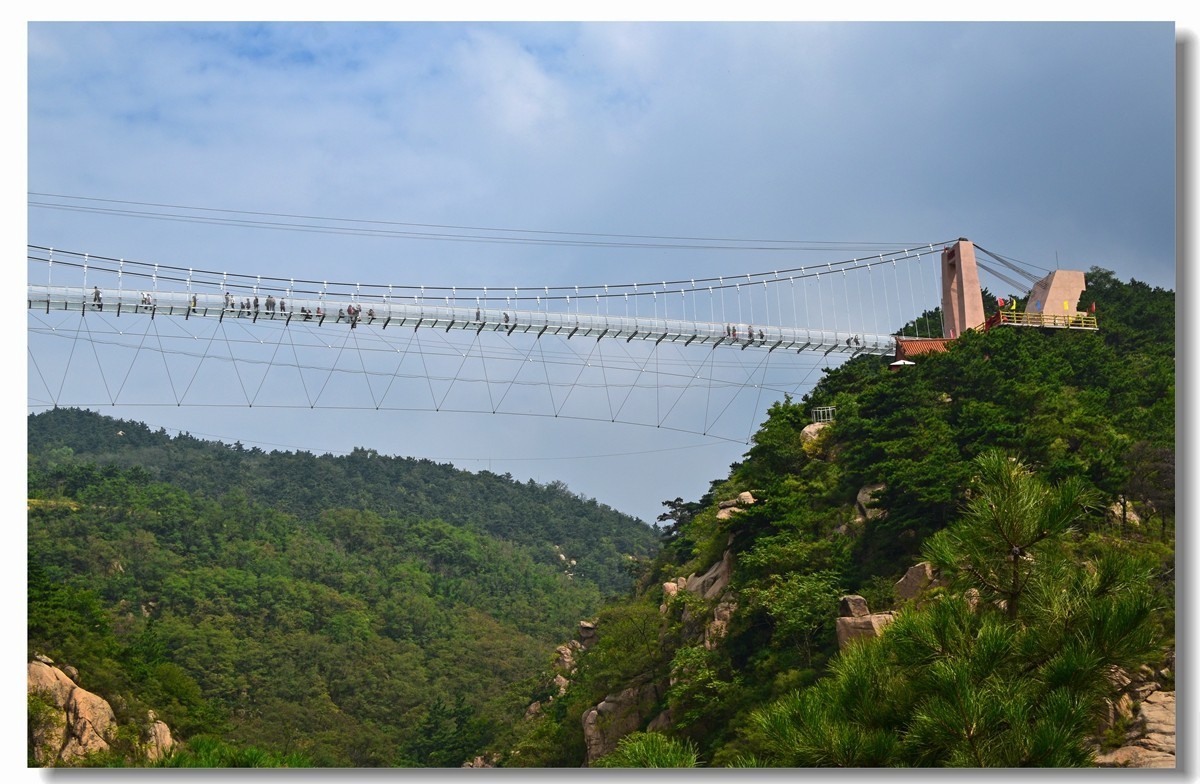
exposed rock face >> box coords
[704,600,738,650]
[554,641,581,673]
[834,595,894,649]
[835,612,896,649]
[1094,662,1176,768]
[462,752,500,768]
[854,483,886,523]
[578,620,598,649]
[552,674,570,697]
[646,708,674,733]
[716,491,757,520]
[143,711,174,762]
[29,660,112,764]
[838,594,870,618]
[63,686,117,760]
[581,681,664,764]
[685,549,735,601]
[1106,498,1142,527]
[894,562,938,601]
[28,658,174,766]
[799,421,828,442]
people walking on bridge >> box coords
[92,286,102,311]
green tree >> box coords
[739,451,1158,768]
[741,570,843,666]
[922,450,1097,621]
[593,732,700,768]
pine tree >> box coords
[740,451,1158,767]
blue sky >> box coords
[19,18,1185,527]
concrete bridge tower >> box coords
[940,238,985,338]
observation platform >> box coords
[980,310,1099,331]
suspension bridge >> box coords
[26,239,1096,444]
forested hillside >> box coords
[29,408,656,596]
[502,267,1175,767]
[27,410,658,766]
[26,266,1175,768]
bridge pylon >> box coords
[940,238,985,339]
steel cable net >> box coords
[27,243,952,443]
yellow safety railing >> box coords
[979,310,1098,331]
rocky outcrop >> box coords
[581,681,664,764]
[524,634,587,721]
[834,595,895,650]
[28,656,174,766]
[143,711,174,762]
[705,600,738,650]
[685,548,735,601]
[578,620,598,649]
[554,640,581,673]
[1093,661,1176,768]
[1106,497,1142,528]
[854,483,886,524]
[462,752,500,768]
[1094,689,1175,767]
[799,421,828,442]
[716,491,757,521]
[894,561,939,602]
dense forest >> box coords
[27,266,1175,767]
[27,411,658,766]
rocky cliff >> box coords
[27,654,173,766]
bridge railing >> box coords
[980,310,1098,331]
[29,284,900,357]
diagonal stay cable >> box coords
[27,344,55,406]
[493,327,548,414]
[310,322,356,407]
[374,322,422,409]
[412,329,441,410]
[110,311,158,404]
[538,332,558,415]
[595,338,616,422]
[283,321,317,408]
[148,312,184,405]
[177,315,232,404]
[746,342,772,442]
[478,324,497,413]
[552,333,603,417]
[610,340,660,423]
[705,345,773,436]
[657,342,716,429]
[251,319,298,407]
[435,328,482,411]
